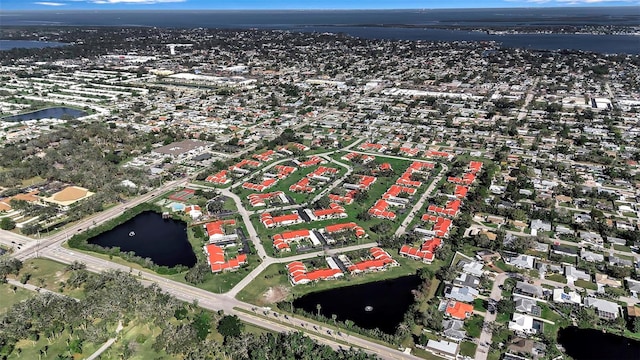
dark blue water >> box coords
[2,8,639,53]
[293,275,421,334]
[0,40,68,51]
[557,326,640,360]
[88,211,196,268]
[2,107,88,122]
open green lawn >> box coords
[545,273,567,284]
[473,298,487,312]
[613,244,632,253]
[459,341,477,357]
[575,279,597,290]
[0,283,35,313]
[465,315,484,338]
[9,328,100,360]
[9,258,85,298]
[20,176,45,187]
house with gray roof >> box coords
[609,255,634,268]
[579,231,604,247]
[513,295,541,315]
[607,236,627,246]
[530,219,552,233]
[515,281,544,298]
[506,254,536,270]
[625,277,640,298]
[584,297,621,320]
[445,285,479,303]
[453,272,481,289]
[580,249,604,263]
[442,319,466,341]
[565,265,591,284]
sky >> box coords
[1,0,638,11]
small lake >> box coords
[88,211,197,268]
[2,107,88,122]
[557,326,640,360]
[293,275,421,334]
[0,40,68,51]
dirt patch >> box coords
[262,285,290,304]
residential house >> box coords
[453,272,481,289]
[445,286,479,303]
[530,219,552,234]
[626,277,640,298]
[426,339,458,359]
[441,319,466,341]
[552,289,582,305]
[514,295,541,315]
[579,231,604,248]
[445,300,474,320]
[609,255,634,268]
[515,281,544,299]
[565,265,591,285]
[580,249,604,263]
[509,313,539,335]
[584,297,621,320]
[595,273,622,292]
[506,254,536,270]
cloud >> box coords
[34,1,67,5]
[90,0,187,4]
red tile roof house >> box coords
[289,177,315,193]
[247,191,286,207]
[204,244,248,273]
[341,152,375,164]
[359,142,387,153]
[348,247,398,275]
[307,166,339,181]
[242,178,278,192]
[253,149,276,162]
[445,300,474,320]
[272,229,315,252]
[421,214,453,237]
[399,237,442,263]
[228,159,261,174]
[310,203,348,221]
[260,212,303,228]
[399,147,421,157]
[427,199,462,217]
[278,143,310,155]
[273,165,297,179]
[204,219,237,242]
[423,150,454,161]
[205,170,231,185]
[356,175,377,190]
[287,261,344,286]
[328,193,354,205]
[298,155,326,168]
[184,205,202,219]
[368,199,397,220]
[324,222,367,239]
[454,185,469,199]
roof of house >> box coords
[445,301,474,320]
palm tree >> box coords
[316,303,322,317]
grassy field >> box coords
[575,279,597,290]
[459,341,477,357]
[8,328,101,360]
[8,258,85,298]
[545,273,567,284]
[473,298,487,312]
[465,315,484,338]
[0,283,35,313]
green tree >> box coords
[217,315,243,338]
[0,217,16,230]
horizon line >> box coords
[4,5,640,12]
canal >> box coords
[87,211,197,268]
[557,326,640,360]
[293,275,421,334]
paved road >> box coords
[32,247,419,360]
[394,164,448,237]
[475,273,507,360]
